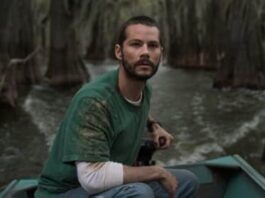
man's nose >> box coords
[140,44,150,57]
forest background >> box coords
[1,0,265,104]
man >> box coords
[35,16,199,198]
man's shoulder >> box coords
[70,69,118,106]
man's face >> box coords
[115,24,163,81]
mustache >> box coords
[134,59,155,67]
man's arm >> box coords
[77,161,177,197]
[76,161,123,195]
[123,164,177,196]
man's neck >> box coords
[118,67,146,101]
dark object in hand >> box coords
[135,139,157,166]
[135,137,166,166]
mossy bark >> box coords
[0,0,41,106]
[213,0,265,89]
[45,0,89,87]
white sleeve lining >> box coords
[76,161,124,195]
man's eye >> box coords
[149,43,159,48]
[131,43,141,47]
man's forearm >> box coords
[123,165,177,196]
[123,165,165,184]
[76,161,176,196]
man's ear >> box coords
[115,44,122,60]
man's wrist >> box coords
[155,166,168,180]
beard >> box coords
[121,54,161,81]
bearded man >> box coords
[35,16,199,198]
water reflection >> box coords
[150,66,265,174]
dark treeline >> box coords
[0,0,265,106]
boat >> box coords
[1,154,265,198]
[170,154,265,198]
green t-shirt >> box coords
[35,69,152,197]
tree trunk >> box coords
[213,0,265,89]
[0,0,41,106]
[166,0,216,69]
[202,0,227,68]
[46,0,89,87]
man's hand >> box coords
[150,123,174,149]
[124,165,178,198]
[157,166,178,197]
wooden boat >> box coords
[1,154,265,198]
